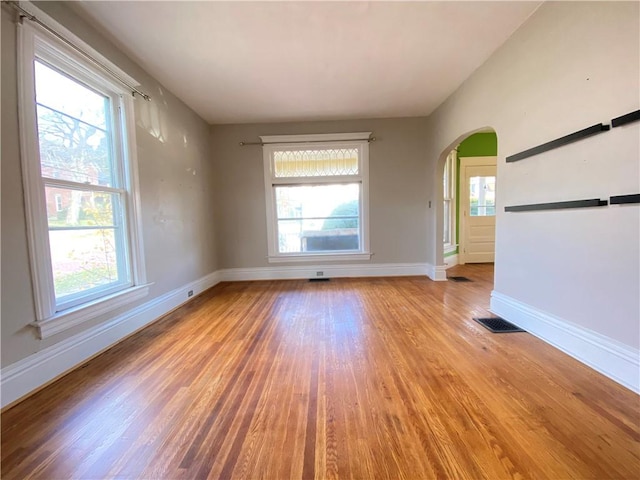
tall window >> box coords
[443,150,456,254]
[19,20,147,337]
[261,133,371,262]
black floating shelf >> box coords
[505,199,608,212]
[610,194,640,205]
[506,123,610,163]
[611,110,640,128]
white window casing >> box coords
[261,133,372,263]
[17,8,149,339]
[443,150,457,255]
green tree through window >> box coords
[322,200,358,230]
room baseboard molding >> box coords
[490,291,640,393]
[444,254,459,269]
[0,271,221,409]
[219,262,432,282]
[426,263,448,281]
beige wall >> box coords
[424,1,640,348]
[1,3,218,366]
[210,117,431,269]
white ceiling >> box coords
[71,1,540,125]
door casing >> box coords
[459,156,497,264]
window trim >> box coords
[443,150,457,255]
[17,10,148,338]
[261,133,372,263]
[54,194,62,212]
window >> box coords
[443,150,456,254]
[469,175,496,216]
[54,194,63,212]
[18,18,147,337]
[261,133,372,262]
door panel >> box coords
[460,161,496,264]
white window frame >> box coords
[54,194,63,212]
[443,150,457,255]
[261,133,372,263]
[17,7,148,339]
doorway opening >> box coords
[439,130,497,278]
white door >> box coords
[460,157,496,264]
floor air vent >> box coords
[309,278,330,282]
[474,317,525,333]
[449,276,472,282]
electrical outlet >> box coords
[316,271,324,277]
[188,290,194,297]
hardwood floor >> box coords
[2,264,639,479]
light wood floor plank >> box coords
[2,264,639,479]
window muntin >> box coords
[262,135,370,261]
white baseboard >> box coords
[444,254,459,269]
[426,263,447,281]
[1,271,221,409]
[219,262,433,281]
[490,291,640,393]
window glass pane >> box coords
[469,176,496,216]
[443,171,448,198]
[274,148,358,178]
[443,157,450,198]
[45,187,119,228]
[49,228,124,299]
[35,61,114,187]
[443,200,451,244]
[274,184,360,253]
[35,60,107,129]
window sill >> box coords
[268,252,372,263]
[444,244,458,256]
[32,284,151,339]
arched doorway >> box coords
[435,128,498,279]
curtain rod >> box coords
[239,137,377,146]
[8,1,151,101]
